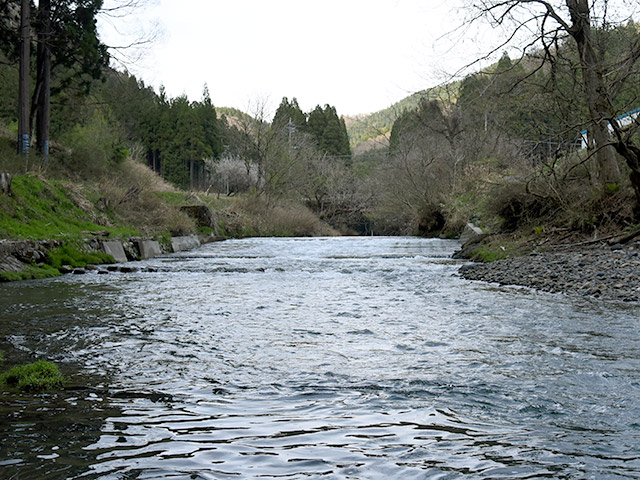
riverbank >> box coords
[458,239,640,302]
[0,166,338,281]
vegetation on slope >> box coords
[1,1,640,267]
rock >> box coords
[458,245,640,303]
[72,268,86,275]
[119,265,138,273]
[459,223,484,246]
[180,205,218,230]
[0,172,11,195]
[453,223,488,259]
[82,230,111,237]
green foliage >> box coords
[345,83,460,151]
[46,243,114,269]
[1,360,64,392]
[0,174,129,240]
[57,108,126,177]
[605,183,621,194]
[0,264,61,282]
[0,51,17,121]
[272,97,307,131]
[45,0,110,94]
[307,104,351,157]
[471,246,509,262]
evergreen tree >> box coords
[272,97,307,130]
[307,105,327,144]
[307,104,351,157]
[195,84,223,159]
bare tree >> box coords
[467,0,640,211]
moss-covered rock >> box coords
[1,360,64,392]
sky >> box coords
[99,0,484,116]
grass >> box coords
[1,360,64,392]
[0,264,61,282]
[468,234,534,262]
[0,174,134,240]
[46,243,114,269]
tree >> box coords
[272,97,307,133]
[18,0,30,155]
[470,0,640,212]
[307,104,351,157]
[32,0,109,159]
[383,99,461,234]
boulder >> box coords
[453,223,488,259]
[0,173,11,195]
[459,223,484,246]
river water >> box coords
[1,236,639,479]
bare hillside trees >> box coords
[469,0,640,212]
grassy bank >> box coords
[0,156,337,281]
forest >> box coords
[1,0,640,255]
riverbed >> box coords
[1,236,639,479]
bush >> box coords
[56,109,126,179]
[96,159,197,236]
[1,360,64,392]
[229,195,337,237]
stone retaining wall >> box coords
[0,234,224,280]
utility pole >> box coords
[18,0,30,155]
[286,117,296,145]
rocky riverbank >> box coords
[458,240,640,302]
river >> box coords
[1,236,639,479]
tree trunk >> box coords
[611,133,640,217]
[35,0,51,162]
[566,0,621,185]
[17,0,30,155]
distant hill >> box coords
[216,82,461,155]
[216,107,255,128]
[344,82,461,154]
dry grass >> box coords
[96,159,196,236]
[227,195,338,237]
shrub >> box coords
[1,360,64,392]
[230,195,337,237]
[96,159,196,236]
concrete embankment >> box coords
[0,234,223,280]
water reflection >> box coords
[1,237,639,479]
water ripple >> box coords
[1,237,639,479]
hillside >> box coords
[344,82,461,153]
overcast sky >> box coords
[99,0,484,116]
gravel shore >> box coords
[458,240,640,303]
